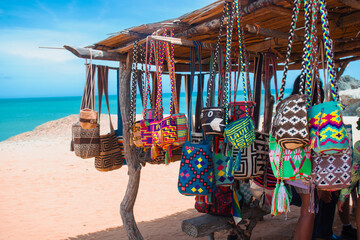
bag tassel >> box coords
[308,180,319,214]
[271,181,290,217]
[232,187,242,225]
[165,145,172,165]
[205,193,212,204]
[151,144,159,160]
[225,147,234,177]
[233,151,242,172]
[310,133,319,150]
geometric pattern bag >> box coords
[172,113,187,146]
[94,66,123,172]
[311,124,352,190]
[308,101,349,155]
[224,115,256,149]
[213,153,234,186]
[178,43,213,196]
[223,7,255,150]
[272,94,309,150]
[95,131,123,171]
[195,186,233,217]
[229,101,255,122]
[234,131,269,179]
[269,135,311,180]
[71,62,100,159]
[200,13,226,136]
[272,0,309,151]
[72,122,100,159]
[178,141,214,196]
[140,119,154,148]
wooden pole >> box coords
[63,45,126,61]
[150,35,216,50]
[118,60,144,240]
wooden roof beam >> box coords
[151,36,216,50]
[246,24,305,41]
[110,35,216,54]
[246,38,288,52]
[64,45,127,61]
[337,0,360,10]
[109,0,284,54]
[267,5,292,16]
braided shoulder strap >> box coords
[224,0,236,125]
[319,0,340,104]
[205,2,227,108]
[129,42,139,129]
[235,0,249,115]
[278,0,301,101]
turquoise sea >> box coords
[0,89,291,141]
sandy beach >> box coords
[0,115,358,240]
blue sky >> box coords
[0,0,359,98]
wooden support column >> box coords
[119,60,144,240]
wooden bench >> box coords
[182,203,268,240]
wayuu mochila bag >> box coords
[195,186,233,217]
[212,136,234,186]
[200,12,227,136]
[94,66,123,171]
[271,0,309,151]
[71,61,100,159]
[223,1,255,150]
[79,52,98,130]
[311,124,352,190]
[307,0,349,155]
[269,135,312,180]
[166,37,187,147]
[270,0,306,216]
[149,37,178,163]
[234,131,269,179]
[178,42,214,196]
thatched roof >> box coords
[86,0,360,70]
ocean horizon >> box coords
[0,89,291,141]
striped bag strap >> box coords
[319,0,341,105]
[205,2,226,108]
[224,0,236,125]
[235,0,249,115]
[129,41,139,129]
[154,38,165,120]
[278,0,301,101]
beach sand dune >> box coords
[0,115,358,239]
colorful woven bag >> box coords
[195,186,233,217]
[229,101,255,122]
[269,135,311,180]
[178,140,214,196]
[173,113,187,146]
[271,0,309,151]
[311,124,352,190]
[213,153,234,186]
[224,116,256,149]
[200,11,227,136]
[178,42,214,196]
[272,94,310,150]
[223,0,255,150]
[308,101,349,155]
[233,131,269,179]
[160,116,177,148]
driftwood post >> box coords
[119,60,144,240]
